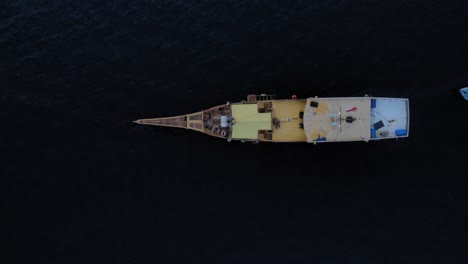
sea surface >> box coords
[3,1,468,263]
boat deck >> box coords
[258,100,308,142]
[133,104,232,139]
[202,105,232,138]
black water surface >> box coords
[3,1,468,263]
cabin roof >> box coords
[303,97,372,142]
[231,104,272,140]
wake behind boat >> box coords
[135,94,410,143]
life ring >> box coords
[220,129,227,137]
[212,126,219,133]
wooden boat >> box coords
[134,94,410,143]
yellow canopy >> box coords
[231,104,272,139]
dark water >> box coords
[3,1,468,263]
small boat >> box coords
[135,94,410,143]
[461,87,468,100]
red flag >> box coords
[346,107,357,112]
